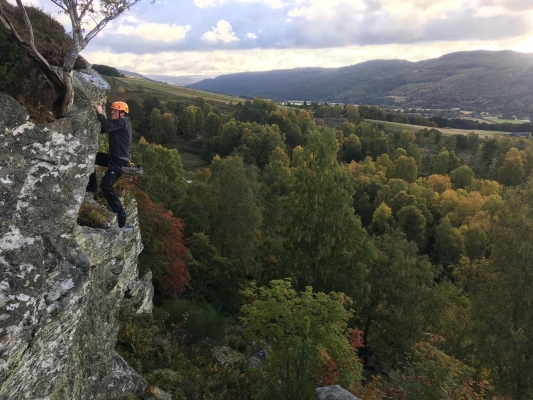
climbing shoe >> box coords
[118,210,127,228]
[121,164,143,176]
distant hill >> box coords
[189,50,533,116]
[117,69,153,81]
[146,74,217,86]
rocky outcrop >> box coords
[316,385,361,400]
[0,70,152,399]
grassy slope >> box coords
[105,76,247,171]
[367,119,504,138]
[106,76,243,115]
[485,118,530,125]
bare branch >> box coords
[82,0,141,46]
[69,1,84,45]
[50,0,67,12]
[82,15,112,45]
[15,0,35,46]
[0,3,11,31]
[79,0,94,21]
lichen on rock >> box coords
[0,69,153,399]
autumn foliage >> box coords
[136,189,190,299]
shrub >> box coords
[117,313,258,400]
[0,1,89,121]
[0,29,26,89]
[378,336,494,400]
[77,198,109,228]
[92,64,124,77]
[154,299,228,344]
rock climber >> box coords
[86,101,132,228]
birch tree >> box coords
[0,0,146,117]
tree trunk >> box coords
[15,37,65,92]
[59,67,74,118]
[59,49,80,117]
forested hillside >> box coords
[190,50,533,117]
[115,93,533,399]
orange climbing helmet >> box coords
[110,101,129,114]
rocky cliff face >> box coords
[0,70,153,399]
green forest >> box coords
[107,93,533,399]
[2,6,533,397]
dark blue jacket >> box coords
[97,114,132,161]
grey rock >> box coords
[316,385,361,400]
[0,94,28,130]
[0,70,152,399]
[149,386,173,400]
[73,68,110,109]
[108,354,147,398]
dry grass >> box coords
[77,198,109,228]
[105,77,243,116]
[366,119,504,138]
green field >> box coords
[105,76,243,115]
[367,119,504,138]
[175,140,208,171]
[485,117,530,125]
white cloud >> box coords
[23,0,533,77]
[472,0,533,18]
[202,20,239,42]
[194,0,217,7]
[379,0,465,18]
[112,22,191,42]
[82,36,533,77]
[194,0,286,9]
[287,0,365,21]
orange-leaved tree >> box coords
[136,189,190,300]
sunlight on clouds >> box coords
[202,20,239,42]
[194,0,285,9]
[113,22,191,42]
[507,36,533,53]
[83,38,533,77]
[287,0,366,21]
[378,0,465,21]
[473,1,533,17]
[246,33,258,39]
[194,0,217,7]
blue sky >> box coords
[9,0,533,76]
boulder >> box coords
[316,385,361,400]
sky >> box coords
[9,0,533,77]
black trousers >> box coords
[86,152,128,214]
